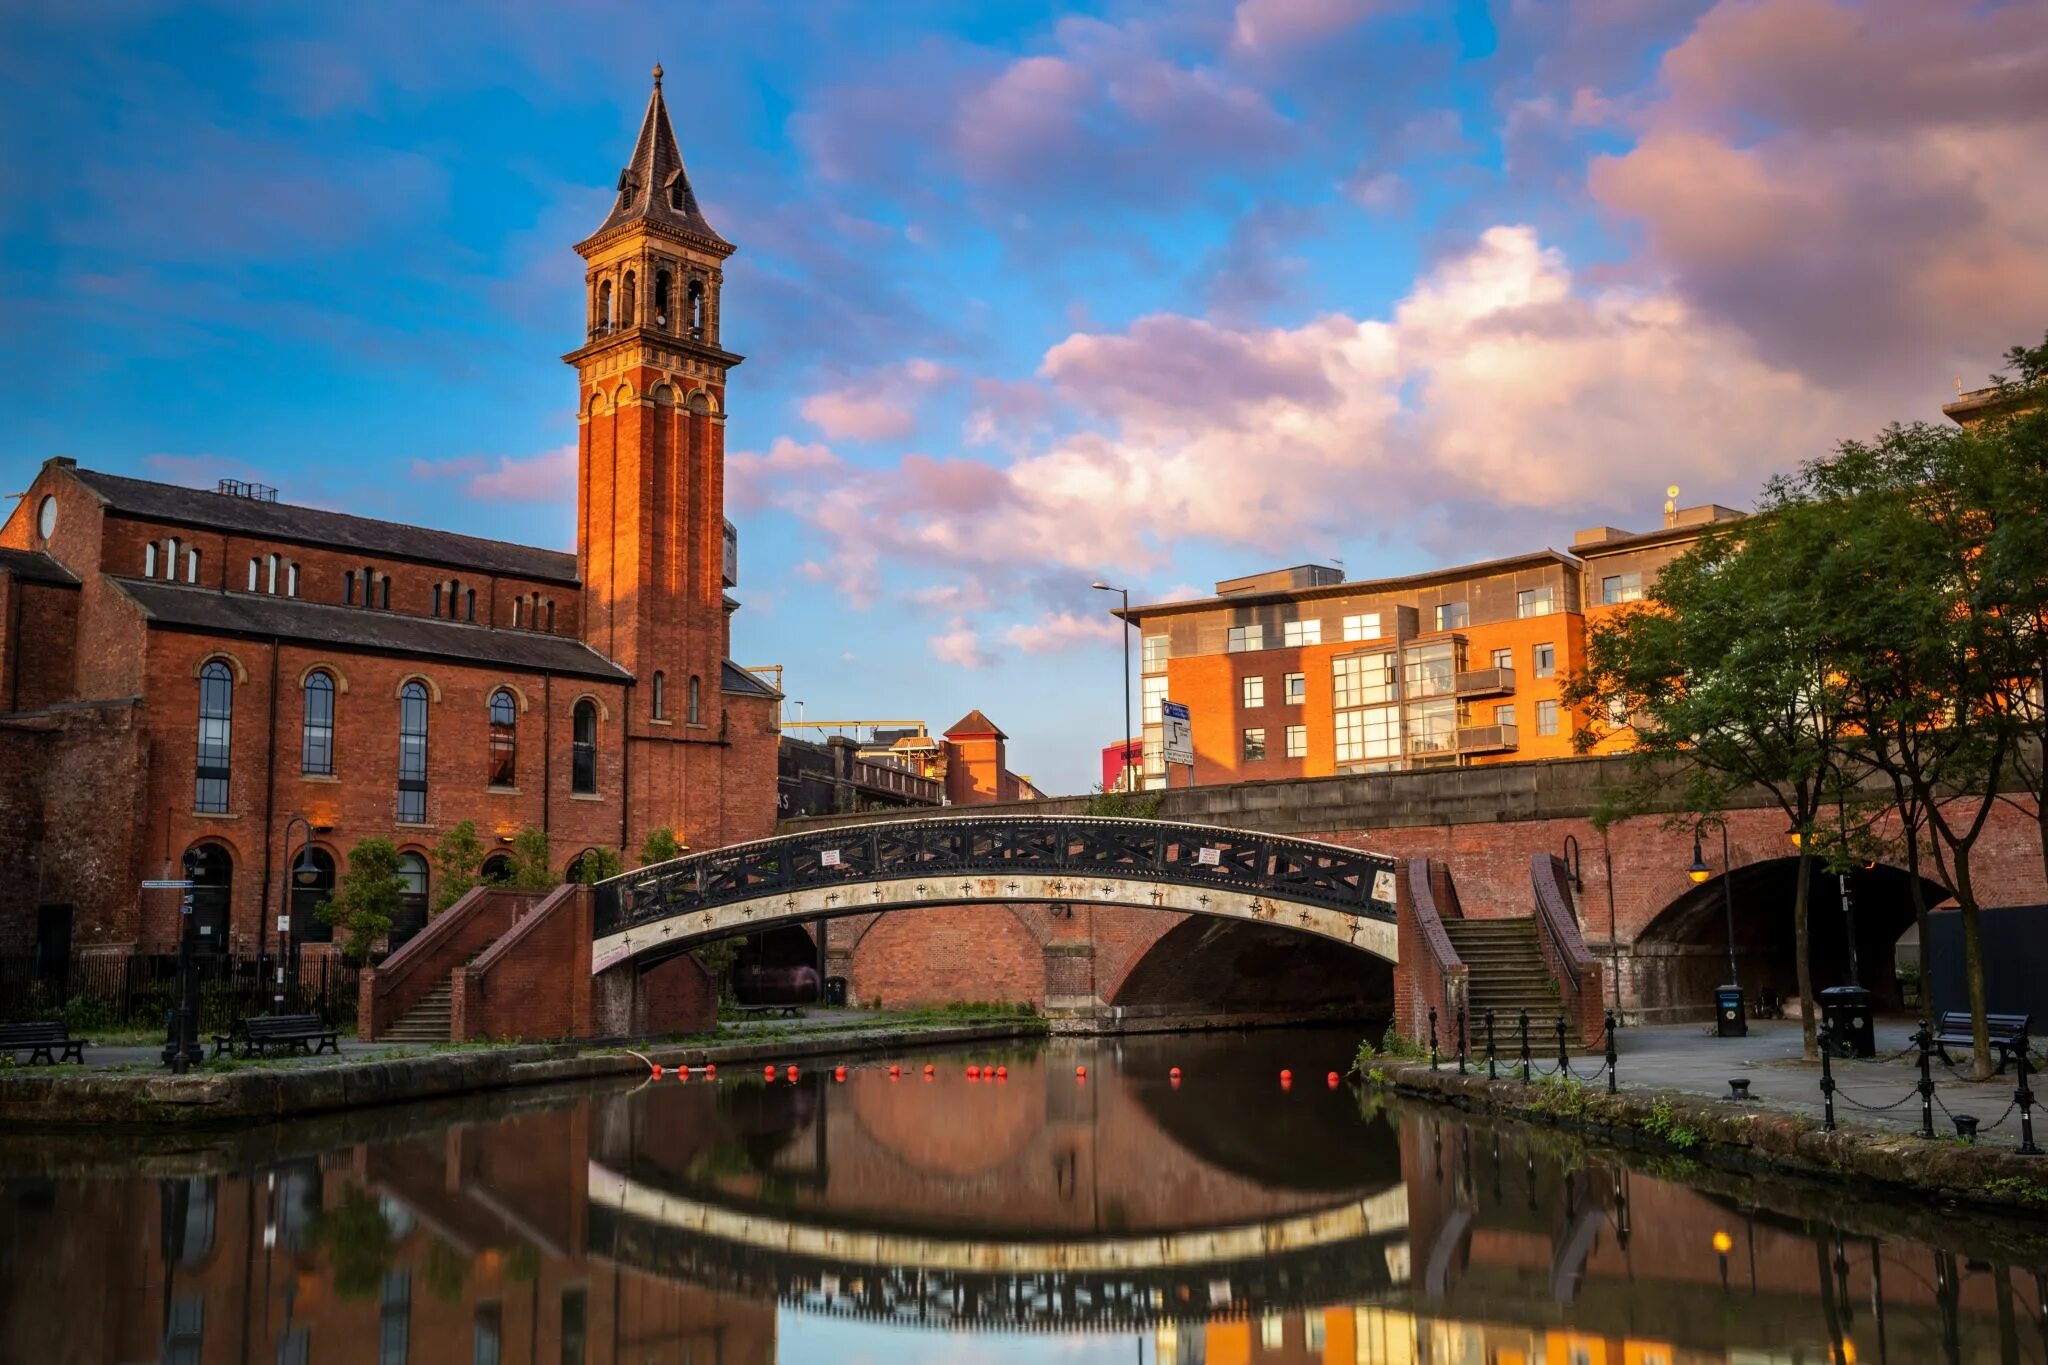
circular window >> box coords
[36,495,56,540]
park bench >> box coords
[211,1013,340,1059]
[731,1004,805,1020]
[1932,1011,2032,1075]
[0,1021,88,1064]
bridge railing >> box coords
[594,815,1398,943]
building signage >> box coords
[821,849,842,868]
[1161,699,1194,767]
[141,879,193,890]
[1196,847,1221,867]
[1372,869,1397,905]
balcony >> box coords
[1453,666,1515,699]
[1454,724,1519,754]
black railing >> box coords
[596,815,1399,942]
[0,954,363,1032]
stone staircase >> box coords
[1441,917,1559,1025]
[383,976,453,1043]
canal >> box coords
[4,1027,2044,1363]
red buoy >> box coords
[704,1063,716,1077]
[651,1064,663,1077]
[1075,1065,1087,1078]
[1279,1069,1293,1083]
[923,1063,936,1077]
[1169,1067,1181,1080]
[834,1065,847,1082]
[1327,1071,1341,1087]
[889,1064,901,1077]
[995,1065,1008,1079]
[785,1065,799,1081]
[966,1065,980,1079]
[764,1064,777,1079]
[677,1064,690,1078]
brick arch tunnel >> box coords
[1105,916,1395,1026]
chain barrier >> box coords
[1809,1019,2042,1153]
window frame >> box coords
[1241,675,1265,709]
[571,701,598,795]
[1533,642,1556,679]
[1241,727,1266,763]
[397,682,430,824]
[1226,623,1264,653]
[1284,724,1307,759]
[1536,698,1560,736]
[301,670,336,776]
[487,689,518,789]
[195,661,234,814]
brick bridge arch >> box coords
[591,815,1400,983]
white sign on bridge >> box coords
[1161,699,1193,768]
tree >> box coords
[318,837,408,963]
[639,827,682,866]
[431,819,484,915]
[571,847,624,883]
[1568,514,1850,1058]
[505,825,555,890]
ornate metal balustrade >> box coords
[594,815,1397,944]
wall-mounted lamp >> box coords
[1561,834,1583,893]
[1049,904,1072,919]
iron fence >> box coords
[0,954,364,1033]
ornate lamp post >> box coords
[1688,816,1744,1035]
[276,816,327,1013]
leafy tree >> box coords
[1568,514,1850,1058]
[318,837,408,963]
[692,936,743,1004]
[431,819,484,915]
[505,825,555,890]
[1083,786,1163,819]
[639,826,683,865]
[570,847,624,883]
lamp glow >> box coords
[1687,835,1712,884]
[1712,1230,1733,1254]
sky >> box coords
[3,0,2045,794]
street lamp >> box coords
[1091,582,1134,792]
[277,815,328,1013]
[1689,816,1744,1036]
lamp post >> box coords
[277,815,325,1013]
[1689,816,1744,1035]
[1091,582,1134,791]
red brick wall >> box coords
[455,884,593,1041]
[850,903,1046,1009]
[590,950,716,1036]
[0,578,78,709]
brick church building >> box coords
[0,68,779,966]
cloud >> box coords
[930,617,990,669]
[1587,0,2048,385]
[726,437,843,512]
[1232,0,1382,54]
[799,359,952,441]
[411,445,575,503]
[1001,611,1123,653]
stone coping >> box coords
[1371,1060,2048,1221]
[0,1020,1047,1137]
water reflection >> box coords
[1,1028,2044,1364]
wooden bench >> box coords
[1932,1011,2032,1074]
[212,1013,340,1059]
[0,1021,88,1065]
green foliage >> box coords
[639,826,683,866]
[501,1242,541,1283]
[318,837,406,963]
[1641,1099,1702,1150]
[1373,1022,1427,1061]
[1083,786,1163,819]
[1991,328,2048,389]
[431,820,484,914]
[691,935,743,996]
[307,1186,395,1301]
[571,847,624,883]
[505,825,555,889]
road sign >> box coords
[141,879,193,889]
[1161,699,1193,767]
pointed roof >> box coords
[585,64,729,252]
[944,709,1007,740]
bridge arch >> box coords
[592,815,1399,976]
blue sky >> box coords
[4,0,2042,793]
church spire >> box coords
[586,64,728,251]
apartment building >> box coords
[1118,503,1743,788]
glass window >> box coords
[1602,571,1644,605]
[1226,623,1264,653]
[345,570,357,605]
[397,682,429,823]
[687,675,701,724]
[195,661,233,813]
[560,1287,587,1365]
[266,554,279,594]
[1537,698,1560,735]
[1434,601,1468,631]
[185,548,201,582]
[1282,619,1321,647]
[487,689,517,787]
[287,562,299,597]
[1334,705,1399,763]
[35,494,56,539]
[289,847,335,943]
[1142,674,1167,724]
[1341,612,1381,641]
[1142,636,1168,672]
[1516,586,1555,618]
[1141,732,1163,776]
[652,671,666,719]
[1285,724,1307,758]
[1490,648,1512,670]
[472,1303,502,1365]
[1284,672,1305,704]
[572,701,598,794]
[1607,695,1630,727]
[1333,652,1398,707]
[1403,640,1458,698]
[1405,698,1460,755]
[1261,1316,1284,1350]
[1241,728,1266,762]
[1241,676,1264,708]
[301,671,335,775]
[1494,703,1515,727]
[379,1270,411,1365]
[392,853,429,949]
[247,558,260,591]
[1533,642,1556,678]
[145,542,158,577]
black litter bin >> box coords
[823,976,848,1007]
[1715,984,1747,1037]
[1818,984,1875,1058]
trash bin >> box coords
[823,975,848,1007]
[1715,984,1747,1038]
[1818,985,1875,1058]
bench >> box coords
[1932,1011,2032,1075]
[0,1021,88,1065]
[731,1004,805,1020]
[211,1013,340,1059]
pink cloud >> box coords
[726,437,843,512]
[930,617,991,669]
[1232,0,1382,54]
[798,359,952,441]
[1001,611,1123,653]
[412,446,575,503]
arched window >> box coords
[290,847,336,944]
[688,279,704,336]
[391,853,429,948]
[166,538,180,577]
[572,700,598,794]
[621,270,636,326]
[481,853,513,884]
[687,674,701,725]
[512,597,523,629]
[397,681,429,823]
[432,583,443,617]
[654,269,672,328]
[465,588,476,621]
[185,547,201,583]
[545,600,556,633]
[344,570,357,605]
[247,558,260,591]
[187,843,233,953]
[286,562,299,597]
[652,671,666,719]
[379,575,391,610]
[195,661,234,813]
[145,542,158,577]
[265,553,279,594]
[301,670,335,775]
[487,688,517,788]
[598,279,613,332]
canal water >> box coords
[4,1027,2045,1364]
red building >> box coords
[0,69,779,964]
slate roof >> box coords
[70,467,579,585]
[945,709,1006,739]
[584,67,729,249]
[113,578,631,682]
[0,547,80,585]
[722,661,781,699]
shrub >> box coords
[319,838,407,963]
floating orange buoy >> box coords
[995,1066,1007,1079]
[651,1064,663,1077]
[677,1064,690,1078]
[1169,1067,1181,1080]
[1170,1076,1181,1089]
[704,1064,716,1076]
[764,1065,777,1079]
[785,1065,799,1081]
[966,1065,980,1078]
[834,1065,847,1082]
[1075,1065,1087,1078]
[923,1063,936,1076]
[1279,1069,1293,1083]
[1327,1072,1341,1087]
[889,1064,901,1077]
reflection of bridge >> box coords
[588,1163,1410,1332]
[593,814,1399,974]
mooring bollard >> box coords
[1485,1008,1498,1081]
[1916,1019,1937,1141]
[1555,1015,1569,1077]
[1818,1020,1837,1132]
[1429,1006,1439,1071]
[2017,1031,2041,1156]
[1604,1010,1618,1094]
[1457,1004,1469,1075]
[1518,1008,1532,1083]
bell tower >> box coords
[568,65,747,845]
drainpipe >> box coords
[257,637,281,974]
